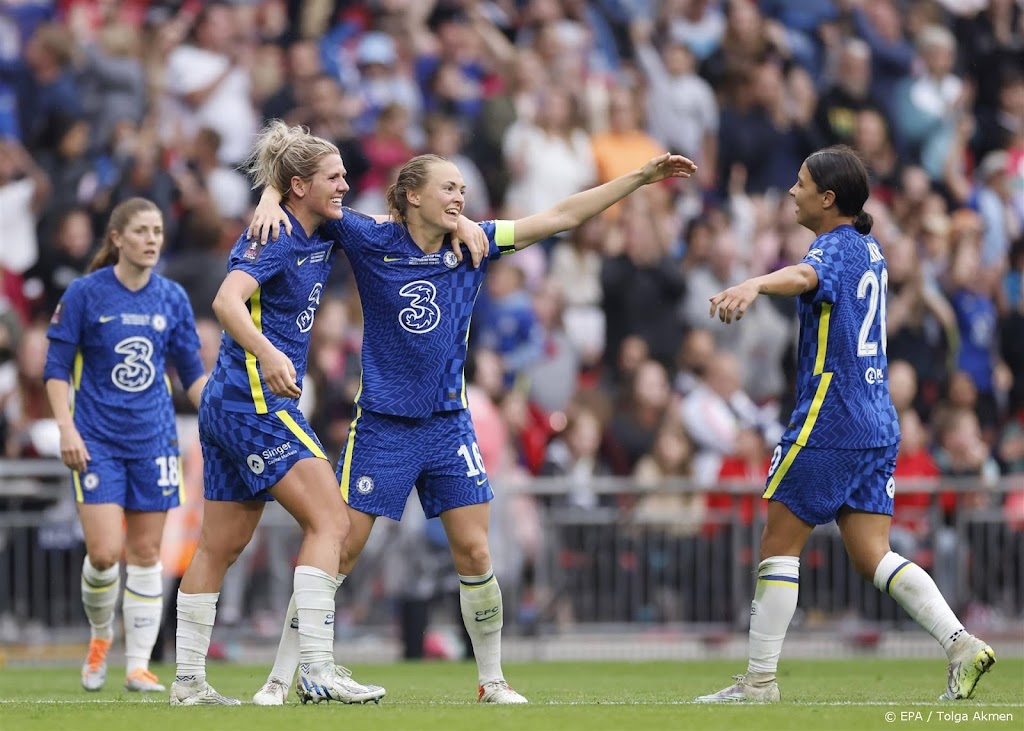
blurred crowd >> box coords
[1,0,1023,626]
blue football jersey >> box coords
[323,211,514,417]
[785,224,901,449]
[46,267,202,457]
[204,212,336,414]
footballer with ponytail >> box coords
[700,144,995,705]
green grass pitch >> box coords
[1,659,1021,731]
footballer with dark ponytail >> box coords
[804,145,873,235]
[699,141,994,706]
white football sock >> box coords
[294,566,338,667]
[747,556,800,677]
[873,551,967,656]
[81,556,120,642]
[123,562,163,674]
[268,573,346,685]
[175,590,218,682]
[459,569,504,685]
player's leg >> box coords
[428,411,526,704]
[255,506,378,706]
[120,449,181,692]
[122,509,169,692]
[839,446,995,700]
[171,497,261,706]
[75,456,126,691]
[264,407,385,705]
[697,442,836,703]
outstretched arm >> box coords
[247,186,487,267]
[710,263,819,324]
[509,154,696,250]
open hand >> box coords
[641,153,697,185]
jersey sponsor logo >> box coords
[864,366,885,385]
[263,441,298,466]
[398,280,441,334]
[297,256,309,266]
[247,454,266,474]
[296,282,323,333]
[242,240,264,261]
[886,477,896,499]
[356,475,374,494]
[121,313,152,326]
[383,255,402,262]
[83,473,99,490]
[152,314,167,332]
[111,336,157,392]
[805,248,825,263]
[50,302,63,325]
[443,250,459,269]
[99,315,117,323]
[324,612,335,626]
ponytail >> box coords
[852,210,873,235]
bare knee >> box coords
[124,538,162,566]
[452,542,491,576]
[305,507,349,545]
[87,551,121,572]
[849,544,889,581]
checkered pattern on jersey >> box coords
[205,214,336,414]
[783,226,901,450]
[339,409,492,520]
[322,214,503,417]
[766,442,898,525]
[46,268,200,457]
[199,402,325,501]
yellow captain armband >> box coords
[495,220,516,254]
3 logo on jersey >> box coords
[398,280,441,334]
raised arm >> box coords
[509,154,696,250]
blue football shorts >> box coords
[763,441,900,525]
[72,439,182,512]
[337,408,493,521]
[199,403,328,502]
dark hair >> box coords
[87,198,161,272]
[385,154,450,223]
[804,145,873,234]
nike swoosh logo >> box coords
[383,255,402,262]
[297,256,309,266]
[476,478,487,486]
[99,315,117,323]
[162,487,177,496]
